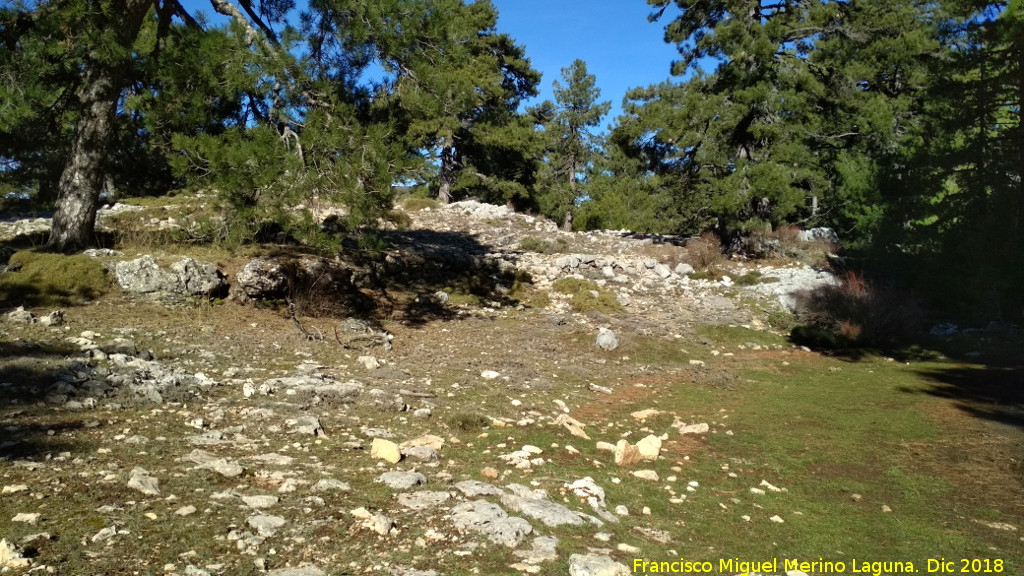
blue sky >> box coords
[178,0,684,131]
[492,0,682,129]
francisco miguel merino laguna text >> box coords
[633,557,928,575]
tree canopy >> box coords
[0,0,1019,318]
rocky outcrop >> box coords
[115,256,227,297]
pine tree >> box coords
[536,59,610,230]
[380,0,541,205]
[609,0,941,238]
[0,0,303,252]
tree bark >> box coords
[46,0,152,253]
[562,208,573,231]
[563,156,576,231]
[438,143,455,204]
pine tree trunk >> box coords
[563,158,576,231]
[46,0,150,252]
[438,144,455,204]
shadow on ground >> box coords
[0,340,91,459]
[909,364,1024,430]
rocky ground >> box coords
[0,199,1017,575]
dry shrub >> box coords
[686,232,723,270]
[793,271,923,347]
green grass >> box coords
[399,196,439,212]
[1,250,110,307]
[551,277,624,314]
[519,236,569,254]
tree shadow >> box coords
[270,228,527,329]
[0,339,91,459]
[907,363,1024,430]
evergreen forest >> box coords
[2,0,1022,325]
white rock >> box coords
[635,435,662,460]
[568,554,631,576]
[247,514,286,536]
[242,495,280,509]
[11,513,40,525]
[357,356,380,370]
[127,468,160,496]
[595,328,619,351]
[481,370,500,379]
[678,422,710,435]
[631,470,659,481]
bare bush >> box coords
[686,232,723,270]
[793,272,923,346]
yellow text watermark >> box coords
[630,558,1005,575]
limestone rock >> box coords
[631,470,660,481]
[11,513,40,524]
[679,422,710,435]
[247,514,286,536]
[454,480,505,498]
[127,467,160,496]
[613,439,642,467]
[357,356,380,370]
[366,388,406,412]
[400,445,440,462]
[235,258,289,299]
[595,328,619,351]
[674,263,695,276]
[400,434,445,450]
[500,493,586,527]
[513,536,559,564]
[288,415,326,436]
[0,539,29,569]
[6,306,35,324]
[169,258,227,296]
[187,449,244,478]
[376,471,426,490]
[370,438,402,464]
[311,478,351,493]
[397,491,452,510]
[635,435,662,460]
[267,567,326,576]
[115,256,172,293]
[569,554,631,576]
[449,500,533,548]
[242,495,280,509]
[555,414,590,440]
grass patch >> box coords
[551,277,623,314]
[1,250,110,307]
[399,196,439,212]
[446,412,492,431]
[519,236,569,254]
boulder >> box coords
[798,227,839,246]
[116,255,226,297]
[235,256,354,301]
[614,439,642,467]
[170,258,227,296]
[115,256,172,293]
[236,258,289,299]
[375,471,426,490]
[595,328,619,351]
[370,438,402,464]
[636,435,662,460]
[5,306,35,324]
